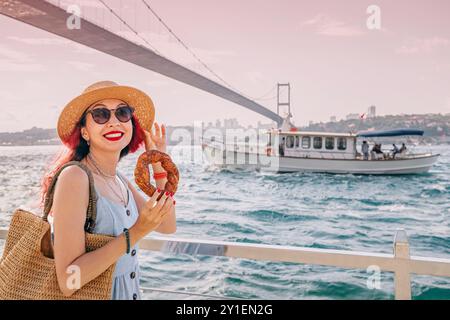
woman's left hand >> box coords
[144,122,167,154]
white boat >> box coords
[201,117,439,175]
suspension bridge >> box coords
[0,0,284,125]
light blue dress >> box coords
[51,171,142,300]
[92,172,142,300]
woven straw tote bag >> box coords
[0,161,116,300]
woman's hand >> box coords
[130,189,174,240]
[144,122,169,189]
[144,122,167,154]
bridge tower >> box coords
[277,83,291,117]
[277,83,295,130]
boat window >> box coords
[286,136,295,148]
[337,137,347,150]
[313,137,322,149]
[295,136,300,148]
[325,137,334,150]
[302,136,311,149]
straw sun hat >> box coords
[57,81,155,145]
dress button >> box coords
[133,293,137,300]
[131,249,136,256]
[130,272,136,279]
[126,209,130,216]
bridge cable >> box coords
[139,0,277,103]
[97,0,163,55]
[97,0,277,110]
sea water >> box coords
[0,144,449,299]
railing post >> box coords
[393,229,411,300]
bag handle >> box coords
[42,161,97,233]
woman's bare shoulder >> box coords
[57,165,89,187]
[52,165,90,216]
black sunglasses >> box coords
[85,105,135,124]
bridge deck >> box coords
[0,0,283,125]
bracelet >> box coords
[153,172,167,180]
[123,228,130,254]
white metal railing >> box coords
[1,228,449,300]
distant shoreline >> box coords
[1,113,449,146]
[0,141,449,147]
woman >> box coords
[39,81,176,300]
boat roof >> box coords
[357,128,424,138]
[268,130,357,138]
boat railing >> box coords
[1,228,449,300]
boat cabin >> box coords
[267,130,357,159]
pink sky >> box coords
[0,0,449,132]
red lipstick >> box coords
[103,131,124,141]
